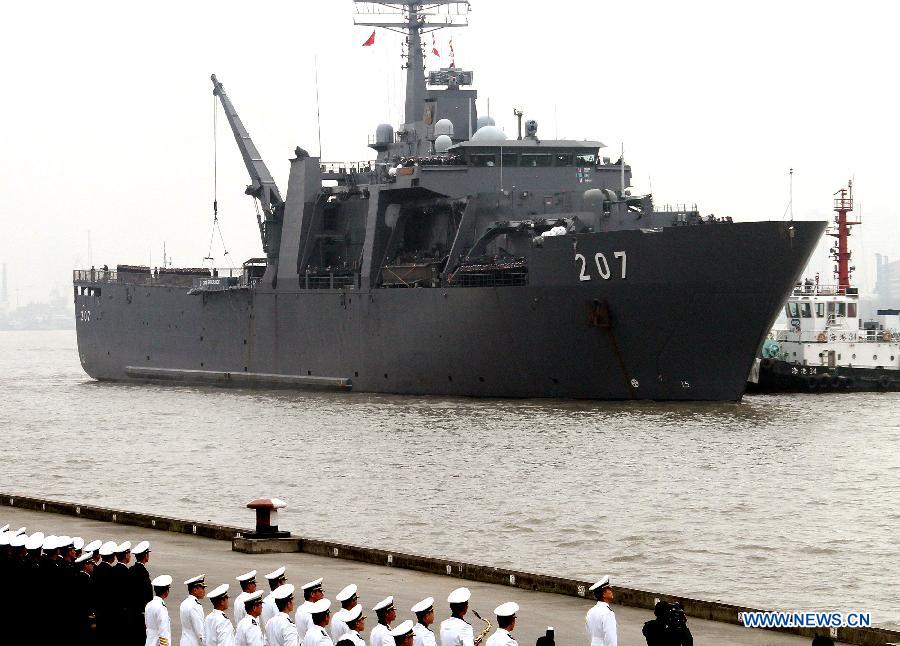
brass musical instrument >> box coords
[472,609,492,646]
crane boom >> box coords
[211,74,283,256]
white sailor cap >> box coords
[152,574,173,588]
[0,532,10,547]
[57,535,73,548]
[373,596,394,612]
[43,535,58,550]
[301,577,324,592]
[494,602,519,617]
[447,588,471,604]
[98,541,117,557]
[84,540,103,553]
[265,566,286,581]
[208,584,229,600]
[0,524,8,533]
[588,576,611,592]
[73,537,85,550]
[272,583,295,601]
[10,534,27,548]
[133,541,150,555]
[390,620,414,638]
[12,527,26,537]
[243,590,265,605]
[335,583,358,602]
[26,533,45,551]
[342,605,364,623]
[236,570,257,583]
[75,552,94,564]
[411,597,434,614]
[184,574,206,587]
[115,541,131,553]
[310,598,332,614]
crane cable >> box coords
[206,94,230,267]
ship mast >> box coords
[353,1,469,152]
[828,181,860,292]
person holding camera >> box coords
[642,600,693,646]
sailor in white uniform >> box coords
[331,584,359,642]
[585,576,616,646]
[439,588,474,646]
[296,578,326,638]
[262,567,289,631]
[181,575,208,646]
[235,591,265,646]
[303,598,334,646]
[390,621,415,646]
[234,571,258,627]
[204,584,236,646]
[485,603,518,646]
[410,597,436,646]
[267,584,299,646]
[369,597,396,646]
[336,604,367,646]
[145,575,173,646]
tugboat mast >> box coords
[829,181,861,292]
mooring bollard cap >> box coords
[247,498,287,510]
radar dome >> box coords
[435,135,453,154]
[476,115,496,129]
[471,125,508,143]
[375,123,394,145]
[434,119,455,137]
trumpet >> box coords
[471,609,492,646]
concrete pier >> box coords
[1,503,866,646]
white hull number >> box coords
[575,251,627,281]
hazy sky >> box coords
[2,0,898,305]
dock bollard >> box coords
[244,498,290,539]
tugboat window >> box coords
[836,303,846,317]
[816,303,825,317]
[800,303,812,318]
[787,302,800,317]
[847,303,857,317]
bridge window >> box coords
[470,154,497,167]
[816,303,825,317]
[501,153,519,167]
[521,154,553,167]
[576,153,596,165]
[800,303,812,318]
[554,153,574,166]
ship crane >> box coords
[210,74,284,261]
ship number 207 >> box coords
[575,251,627,281]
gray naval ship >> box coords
[73,1,824,401]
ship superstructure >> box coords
[72,1,824,401]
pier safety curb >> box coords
[2,493,898,646]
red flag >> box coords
[362,30,375,47]
[432,34,440,58]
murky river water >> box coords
[1,330,898,625]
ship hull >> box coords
[747,358,900,393]
[74,221,824,401]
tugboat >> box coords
[748,182,900,392]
